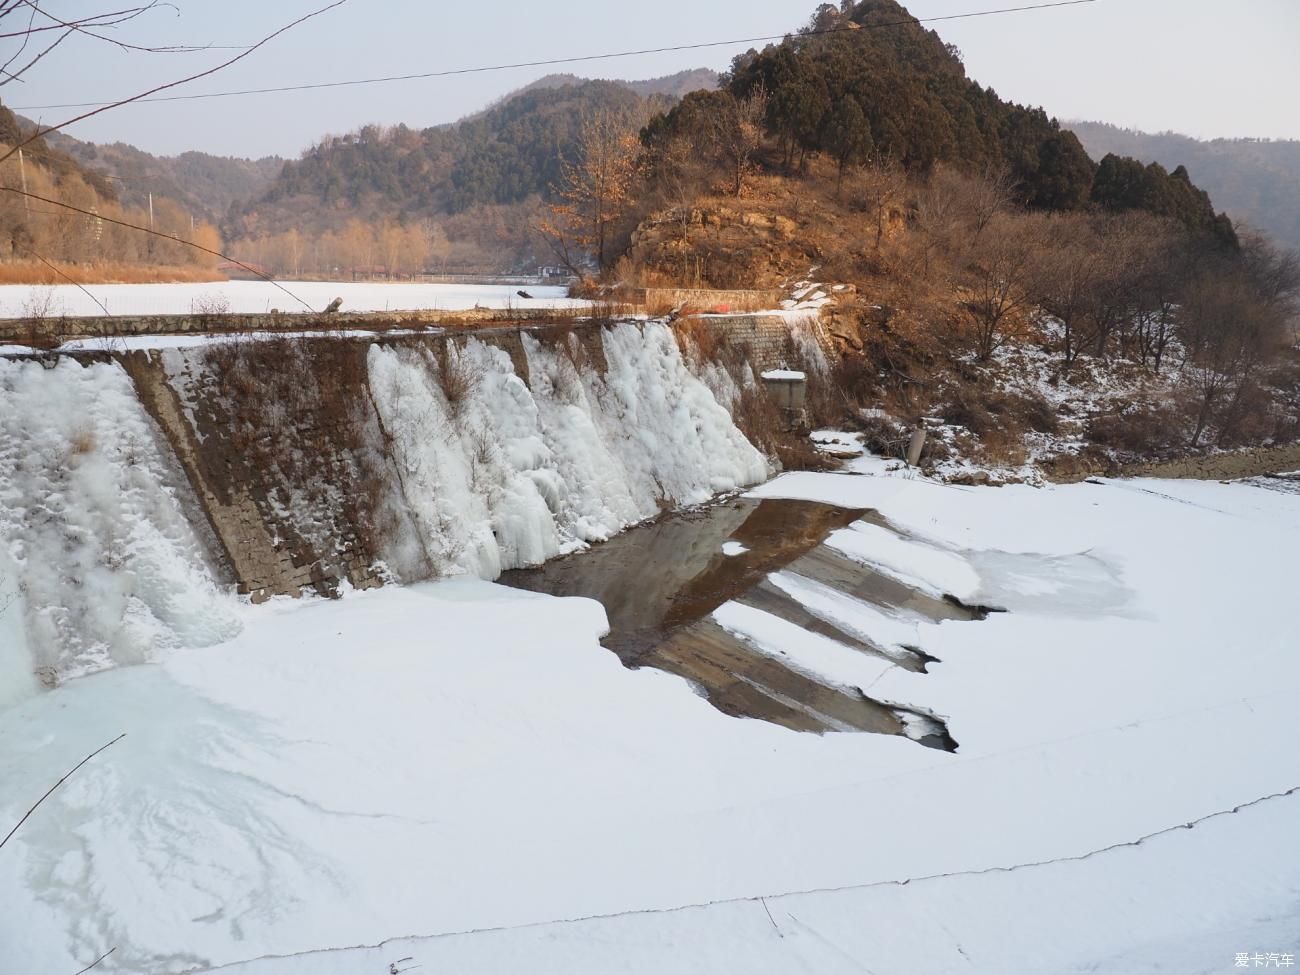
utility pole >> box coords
[148,191,154,232]
[17,149,29,214]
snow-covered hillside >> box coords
[1,462,1296,973]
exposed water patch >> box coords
[503,497,983,749]
[503,498,861,648]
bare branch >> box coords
[0,4,159,38]
[0,0,40,81]
[0,0,352,165]
[72,947,117,975]
[20,0,242,55]
[0,23,72,87]
[0,734,126,853]
[0,2,170,37]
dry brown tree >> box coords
[959,212,1047,361]
[712,86,768,198]
[538,108,641,275]
[1036,212,1103,370]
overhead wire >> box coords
[0,0,1099,315]
[8,0,1097,112]
[0,0,354,168]
[0,185,317,312]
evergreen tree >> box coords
[823,96,873,189]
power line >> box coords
[0,0,353,169]
[0,185,318,312]
[14,245,113,315]
[0,0,1096,300]
[8,0,1097,113]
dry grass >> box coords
[0,261,226,286]
[679,327,833,473]
[1086,398,1189,457]
[939,385,1059,440]
[672,316,728,362]
[851,410,912,460]
[190,293,233,317]
[68,428,97,456]
[435,343,481,415]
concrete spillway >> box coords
[0,320,779,699]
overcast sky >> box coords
[7,0,1300,158]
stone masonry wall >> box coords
[624,288,783,313]
[1119,444,1300,481]
[683,313,836,375]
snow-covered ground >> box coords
[0,281,579,318]
[2,456,1297,973]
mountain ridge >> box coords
[26,122,285,225]
[1070,120,1300,251]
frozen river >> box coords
[3,455,1298,973]
[0,280,580,318]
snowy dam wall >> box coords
[0,308,828,376]
[0,317,828,696]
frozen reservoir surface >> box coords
[0,280,581,318]
[1,467,1298,973]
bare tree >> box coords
[539,108,641,274]
[711,87,768,198]
[1128,220,1192,373]
[959,212,1046,361]
[1178,274,1282,447]
[1206,233,1300,442]
[1239,227,1300,324]
[963,166,1017,245]
[911,172,965,279]
[1036,213,1102,371]
[1079,213,1153,360]
[650,134,709,244]
[843,155,908,253]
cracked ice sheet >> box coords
[4,477,1300,973]
[214,792,1300,975]
[824,520,981,602]
[713,600,898,692]
[765,570,926,652]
